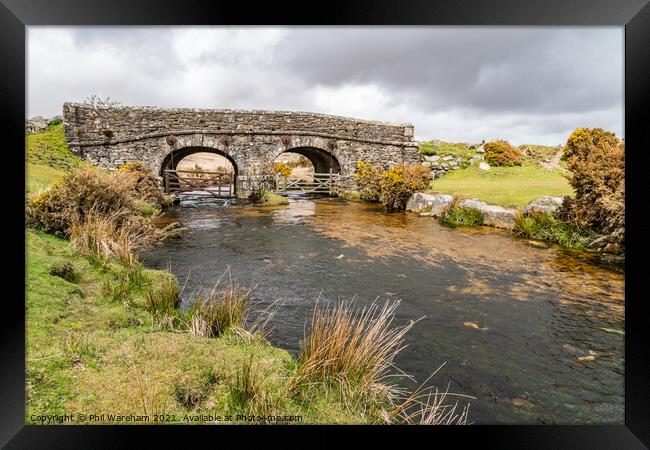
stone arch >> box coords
[275,140,341,173]
[159,146,239,177]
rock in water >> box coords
[405,193,454,216]
[458,199,517,229]
[604,243,621,254]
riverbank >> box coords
[27,228,371,424]
[27,125,454,425]
[142,197,624,423]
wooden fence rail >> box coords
[164,169,234,197]
[275,171,341,195]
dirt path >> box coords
[541,149,564,170]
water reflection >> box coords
[142,197,624,424]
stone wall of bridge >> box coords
[63,103,420,197]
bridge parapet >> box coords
[63,104,415,149]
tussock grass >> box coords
[188,271,280,341]
[512,212,591,249]
[291,299,419,408]
[144,269,181,325]
[438,199,485,227]
[290,299,473,424]
[227,355,278,418]
[70,207,177,267]
[188,283,251,338]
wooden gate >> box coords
[164,169,235,197]
[275,171,341,195]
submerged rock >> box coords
[405,192,454,216]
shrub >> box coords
[562,128,624,249]
[355,162,430,210]
[438,200,485,227]
[26,166,137,236]
[483,140,523,166]
[355,161,382,201]
[378,164,431,210]
[512,211,592,249]
[272,162,292,178]
[116,162,171,209]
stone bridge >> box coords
[62,103,419,197]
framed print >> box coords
[2,0,649,447]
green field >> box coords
[419,140,476,159]
[26,123,82,195]
[429,163,573,209]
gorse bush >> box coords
[27,165,177,263]
[355,162,430,210]
[483,140,523,167]
[438,200,485,227]
[27,165,137,236]
[379,164,432,210]
[355,161,382,201]
[272,162,292,178]
[116,162,171,209]
[562,128,624,249]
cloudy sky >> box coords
[27,27,623,145]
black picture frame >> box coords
[2,0,648,447]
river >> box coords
[142,197,624,424]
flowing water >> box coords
[142,197,624,424]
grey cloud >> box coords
[27,26,623,145]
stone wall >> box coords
[63,103,419,197]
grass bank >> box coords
[428,163,573,209]
[26,123,82,194]
[26,229,365,423]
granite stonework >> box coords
[406,192,519,229]
[63,103,419,198]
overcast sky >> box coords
[27,26,623,145]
